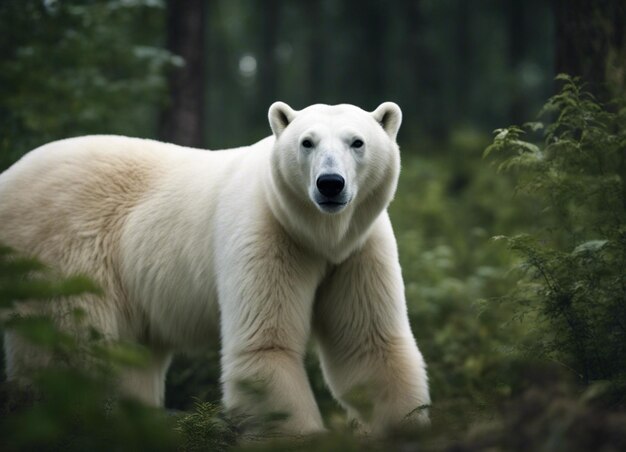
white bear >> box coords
[0,102,430,435]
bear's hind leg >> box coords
[118,349,172,406]
[3,293,120,382]
[4,331,54,384]
[2,294,172,406]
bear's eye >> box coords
[301,139,314,149]
[351,139,364,148]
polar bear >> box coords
[0,102,429,435]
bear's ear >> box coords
[268,102,297,137]
[371,102,402,141]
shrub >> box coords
[485,75,626,396]
[0,245,180,450]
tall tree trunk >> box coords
[507,0,526,124]
[305,0,324,104]
[454,0,471,123]
[363,0,387,107]
[554,0,625,99]
[404,0,448,140]
[403,0,423,122]
[159,0,207,147]
[257,0,279,116]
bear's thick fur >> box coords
[0,102,429,435]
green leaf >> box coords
[5,315,75,348]
[95,342,151,368]
[572,240,608,255]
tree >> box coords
[159,0,208,147]
[0,0,172,169]
[257,0,280,118]
[486,75,626,389]
[305,0,324,103]
[506,0,526,124]
[554,0,626,98]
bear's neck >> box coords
[265,164,396,264]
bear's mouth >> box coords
[318,201,347,206]
[316,199,349,214]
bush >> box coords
[485,75,626,397]
[0,245,181,451]
[0,0,177,170]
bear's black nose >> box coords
[316,174,345,198]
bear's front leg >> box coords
[313,214,430,435]
[216,223,326,436]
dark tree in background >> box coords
[256,0,280,121]
[401,0,425,126]
[159,0,207,147]
[507,0,527,124]
[156,0,559,148]
[554,0,626,98]
[361,0,388,107]
[454,0,471,125]
[305,0,324,104]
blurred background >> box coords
[4,0,622,154]
[1,1,625,450]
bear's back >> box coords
[0,136,183,276]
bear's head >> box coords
[268,102,402,217]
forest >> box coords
[0,0,625,450]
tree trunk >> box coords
[403,0,423,122]
[507,0,526,124]
[159,0,207,147]
[305,0,324,104]
[454,0,471,123]
[257,0,279,117]
[554,0,625,99]
[363,0,387,107]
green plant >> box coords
[0,245,180,451]
[485,75,626,395]
[175,401,238,452]
[0,0,177,170]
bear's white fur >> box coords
[0,102,430,435]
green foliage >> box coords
[0,0,176,169]
[166,350,223,411]
[485,75,626,393]
[0,247,100,304]
[0,245,180,450]
[390,131,527,409]
[175,401,238,452]
[450,378,626,451]
[2,372,180,451]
